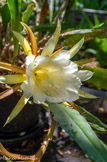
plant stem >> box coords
[35,116,56,161]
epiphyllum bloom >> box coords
[22,53,92,103]
[0,21,93,125]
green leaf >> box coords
[94,14,100,28]
[4,96,28,126]
[7,0,21,31]
[12,31,32,55]
[1,4,10,32]
[81,10,93,28]
[69,38,84,58]
[96,19,107,30]
[90,123,107,134]
[54,19,61,46]
[74,59,93,65]
[82,66,107,90]
[0,74,26,84]
[22,3,34,24]
[78,89,97,99]
[4,156,13,162]
[77,105,107,131]
[7,0,21,64]
[48,103,107,162]
[33,23,75,32]
[63,28,107,48]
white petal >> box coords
[26,54,35,66]
[28,75,46,103]
[52,59,70,68]
[65,74,82,91]
[74,70,93,81]
[66,90,79,101]
[52,50,70,60]
[59,89,79,102]
[46,96,62,103]
[21,81,32,98]
[63,61,78,74]
[35,55,48,65]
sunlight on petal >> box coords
[13,31,32,55]
[70,38,84,58]
[0,62,25,74]
[0,74,26,84]
[0,83,21,100]
[21,22,37,56]
[4,95,29,126]
[41,20,61,56]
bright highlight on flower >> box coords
[21,53,93,103]
[0,20,93,125]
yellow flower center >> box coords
[34,67,61,96]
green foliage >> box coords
[22,3,34,24]
[82,66,107,90]
[7,0,21,64]
[82,13,107,67]
[48,103,107,162]
[1,4,10,32]
[78,89,97,99]
[2,0,33,64]
[77,105,107,133]
[74,0,104,10]
[63,28,107,48]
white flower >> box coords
[21,51,93,103]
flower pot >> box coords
[0,88,47,146]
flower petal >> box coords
[4,95,29,126]
[52,50,70,60]
[74,70,93,81]
[66,90,79,102]
[0,83,21,100]
[0,74,26,84]
[70,38,84,58]
[21,81,32,98]
[41,20,61,56]
[46,95,62,103]
[45,89,79,103]
[28,75,46,103]
[65,74,82,91]
[26,54,35,66]
[63,61,78,74]
[21,22,37,56]
[13,31,32,55]
[0,62,25,74]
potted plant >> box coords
[0,1,107,162]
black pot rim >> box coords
[0,110,47,144]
